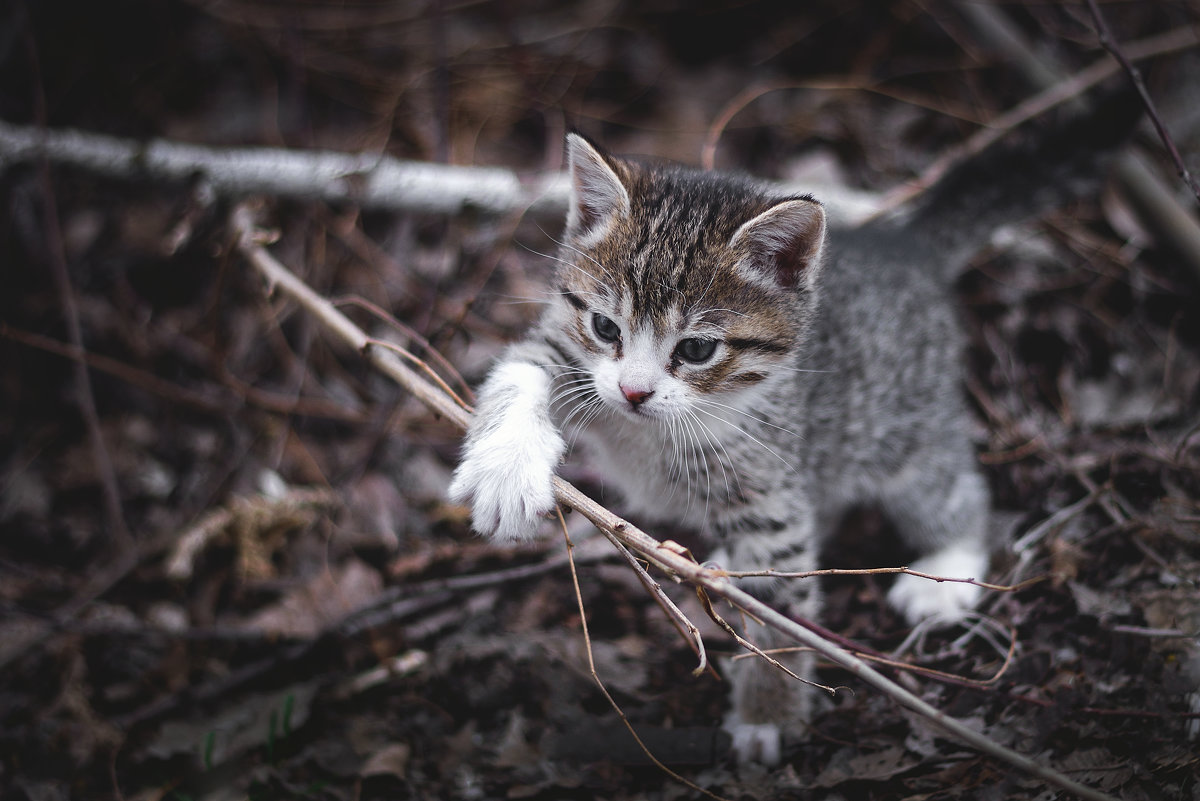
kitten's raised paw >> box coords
[725,719,783,766]
[448,362,565,542]
[887,545,988,625]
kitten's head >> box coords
[551,134,825,425]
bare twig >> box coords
[878,23,1200,212]
[1084,0,1200,204]
[955,2,1200,280]
[229,202,1127,801]
[702,77,991,172]
[698,585,840,695]
[716,565,1042,594]
[332,295,476,405]
[0,117,565,216]
[597,528,712,677]
[742,618,1018,691]
[28,90,131,557]
[0,323,370,422]
[558,511,727,801]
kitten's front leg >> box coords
[709,513,821,766]
[449,360,565,542]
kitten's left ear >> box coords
[565,133,631,244]
[730,198,826,290]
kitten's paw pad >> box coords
[725,720,783,766]
[888,547,988,625]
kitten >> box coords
[449,102,1133,764]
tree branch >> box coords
[0,118,562,216]
[0,118,880,225]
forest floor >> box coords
[1,2,1199,800]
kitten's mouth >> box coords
[619,402,660,422]
[604,396,651,420]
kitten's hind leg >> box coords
[880,460,992,625]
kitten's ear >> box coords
[565,133,630,243]
[730,198,826,290]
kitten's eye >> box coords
[675,338,718,364]
[592,313,621,343]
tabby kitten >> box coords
[449,108,1130,763]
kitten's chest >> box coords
[574,408,779,531]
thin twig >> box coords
[597,528,712,677]
[716,565,1043,593]
[332,295,476,405]
[741,620,1018,691]
[702,77,991,172]
[0,323,370,423]
[1084,0,1200,204]
[955,2,1200,280]
[877,23,1200,212]
[28,73,131,556]
[697,584,840,696]
[364,338,473,413]
[230,203,1127,801]
[557,510,728,801]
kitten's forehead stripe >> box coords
[624,168,782,322]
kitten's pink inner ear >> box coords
[731,199,826,290]
[565,134,630,240]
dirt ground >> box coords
[1,1,1199,799]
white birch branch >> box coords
[229,203,1122,801]
[0,118,565,216]
[0,118,881,224]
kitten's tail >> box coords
[883,86,1142,282]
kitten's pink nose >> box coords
[620,385,654,407]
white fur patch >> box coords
[887,544,988,625]
[448,362,565,542]
[726,719,782,767]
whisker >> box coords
[695,398,803,440]
[693,406,797,474]
[687,407,740,505]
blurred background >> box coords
[0,1,1198,799]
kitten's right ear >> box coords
[565,133,630,243]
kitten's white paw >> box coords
[888,545,988,625]
[448,362,565,542]
[725,719,782,766]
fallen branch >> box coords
[0,118,557,216]
[0,117,880,225]
[230,201,1125,801]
